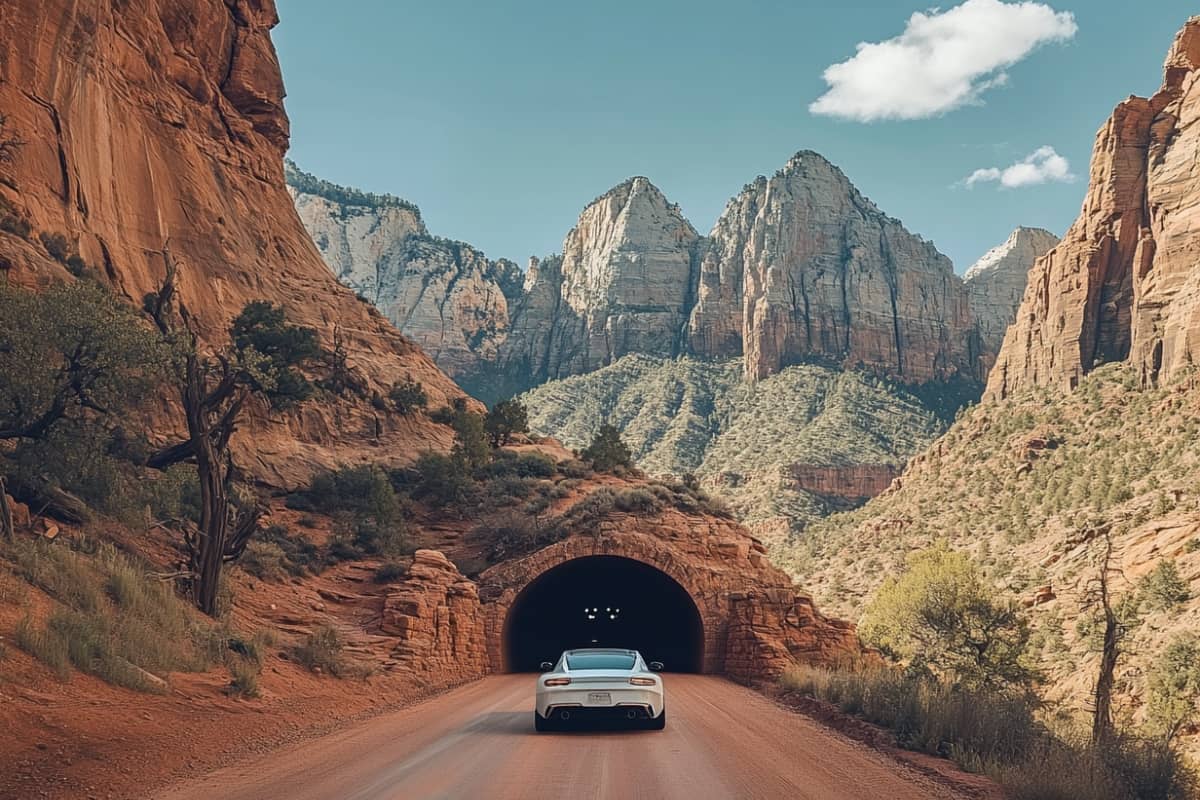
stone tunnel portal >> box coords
[501,555,704,673]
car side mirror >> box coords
[539,661,554,672]
[649,661,664,672]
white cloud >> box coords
[810,0,1077,122]
[965,146,1075,188]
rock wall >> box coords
[292,153,1018,401]
[691,152,979,383]
[963,227,1059,363]
[788,464,901,505]
[0,0,471,487]
[723,590,863,682]
[287,164,524,383]
[498,178,701,388]
[380,550,488,680]
[988,18,1200,398]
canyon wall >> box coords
[988,18,1200,398]
[0,0,470,486]
[963,227,1059,362]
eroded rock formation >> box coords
[691,152,978,383]
[788,464,901,506]
[287,163,523,383]
[0,0,470,487]
[988,17,1200,398]
[498,178,701,387]
[963,227,1059,359]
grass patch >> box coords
[292,624,345,675]
[779,664,1195,800]
[4,537,223,691]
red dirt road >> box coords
[155,674,973,800]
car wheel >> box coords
[647,709,666,730]
[534,712,553,732]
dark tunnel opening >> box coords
[502,556,704,673]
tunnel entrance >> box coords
[502,556,704,673]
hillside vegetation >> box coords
[519,354,950,529]
[781,363,1200,750]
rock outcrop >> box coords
[787,464,901,506]
[0,0,472,487]
[963,227,1059,358]
[691,152,979,383]
[292,153,1015,401]
[287,163,523,383]
[381,550,488,679]
[988,18,1200,398]
[498,178,701,388]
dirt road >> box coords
[155,675,970,800]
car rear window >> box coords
[566,653,636,670]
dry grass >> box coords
[3,536,223,691]
[780,664,1195,800]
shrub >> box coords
[429,406,456,425]
[302,466,404,558]
[451,410,490,469]
[389,375,427,415]
[239,540,289,581]
[859,545,1033,690]
[581,424,633,472]
[39,231,70,262]
[480,512,565,562]
[1145,634,1200,742]
[374,562,408,583]
[230,300,321,409]
[292,624,344,675]
[15,615,69,679]
[1139,560,1189,612]
[413,452,474,506]
[258,525,319,576]
[484,398,528,447]
[226,657,260,698]
[614,488,660,513]
[562,489,616,527]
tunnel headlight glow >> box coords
[629,677,657,686]
[543,677,571,686]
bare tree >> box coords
[144,249,264,614]
[1083,530,1131,745]
[0,476,14,541]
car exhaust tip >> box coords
[558,710,571,721]
[626,710,638,720]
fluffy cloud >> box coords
[810,0,1077,122]
[965,146,1075,188]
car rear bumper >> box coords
[536,687,663,718]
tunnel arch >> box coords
[500,555,705,673]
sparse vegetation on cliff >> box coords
[284,159,422,218]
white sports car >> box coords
[534,648,666,731]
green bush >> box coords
[484,398,528,447]
[581,424,633,472]
[292,624,348,676]
[239,540,289,582]
[859,545,1033,690]
[374,562,408,583]
[258,525,319,576]
[1139,560,1189,612]
[39,231,70,262]
[614,488,660,513]
[413,452,474,506]
[389,375,428,415]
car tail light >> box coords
[543,677,571,686]
[629,677,657,686]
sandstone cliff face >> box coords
[498,178,701,388]
[963,227,1059,358]
[287,165,523,383]
[691,152,978,383]
[0,0,470,487]
[988,18,1200,398]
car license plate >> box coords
[587,692,612,705]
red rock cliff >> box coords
[988,17,1200,398]
[0,0,469,486]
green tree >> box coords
[484,398,528,447]
[389,375,428,415]
[1146,634,1200,742]
[1139,560,1190,612]
[582,424,633,473]
[859,545,1034,690]
[229,300,320,408]
[145,251,315,615]
[0,282,167,442]
[451,409,490,470]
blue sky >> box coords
[275,1,1195,272]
